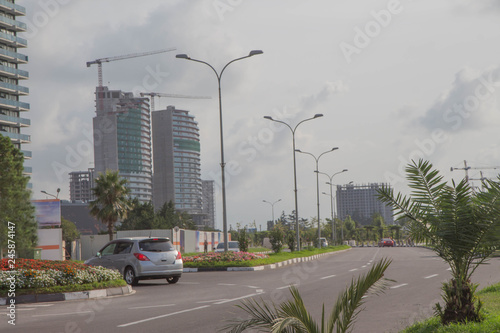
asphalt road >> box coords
[2,247,499,333]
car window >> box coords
[139,239,173,252]
[229,242,238,249]
[115,242,133,254]
[216,243,224,249]
[101,243,117,256]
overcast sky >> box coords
[23,0,500,231]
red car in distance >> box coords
[378,238,394,247]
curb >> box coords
[0,285,133,305]
[184,248,351,272]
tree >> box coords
[156,201,196,230]
[378,160,500,325]
[89,170,131,240]
[61,217,80,244]
[0,135,37,257]
[221,258,393,333]
[238,227,249,252]
[119,198,156,230]
[269,222,285,253]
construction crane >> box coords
[450,160,500,183]
[87,48,176,111]
[86,48,176,87]
[139,92,211,111]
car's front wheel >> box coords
[166,276,179,284]
[124,267,138,286]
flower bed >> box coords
[0,259,123,290]
[183,251,268,265]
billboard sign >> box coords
[32,199,61,227]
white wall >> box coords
[37,228,63,260]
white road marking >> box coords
[196,299,228,304]
[349,268,358,272]
[390,283,408,289]
[118,306,210,327]
[277,284,296,290]
[320,275,336,280]
[362,265,367,268]
[425,274,438,279]
[447,268,452,271]
[33,311,94,317]
[218,283,236,286]
[129,304,176,310]
[214,292,264,305]
[246,286,259,289]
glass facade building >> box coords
[93,87,153,203]
[0,1,30,173]
[152,106,202,214]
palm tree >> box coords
[220,258,392,333]
[378,159,500,325]
[89,170,131,240]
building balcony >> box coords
[0,64,29,79]
[0,31,27,48]
[0,48,28,64]
[0,81,29,95]
[21,150,31,159]
[23,166,32,174]
[0,0,26,16]
[0,14,27,32]
[0,97,29,111]
[0,131,30,144]
[0,113,30,126]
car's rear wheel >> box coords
[124,267,138,286]
[166,276,179,284]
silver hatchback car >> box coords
[84,237,182,285]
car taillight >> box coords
[134,253,150,261]
[176,251,182,260]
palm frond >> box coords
[329,258,393,333]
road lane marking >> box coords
[320,275,336,280]
[447,268,452,271]
[33,311,94,317]
[129,304,176,310]
[118,305,210,327]
[246,285,259,289]
[277,284,296,290]
[424,274,438,279]
[349,268,358,272]
[362,265,367,268]
[218,283,236,286]
[391,283,408,289]
[214,292,265,305]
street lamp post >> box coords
[177,50,263,252]
[318,169,348,245]
[41,188,60,199]
[262,199,281,224]
[296,148,338,248]
[263,114,323,251]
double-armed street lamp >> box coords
[263,114,323,251]
[263,199,281,224]
[176,50,263,252]
[318,169,348,245]
[296,148,339,248]
[41,188,60,199]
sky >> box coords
[22,0,500,231]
